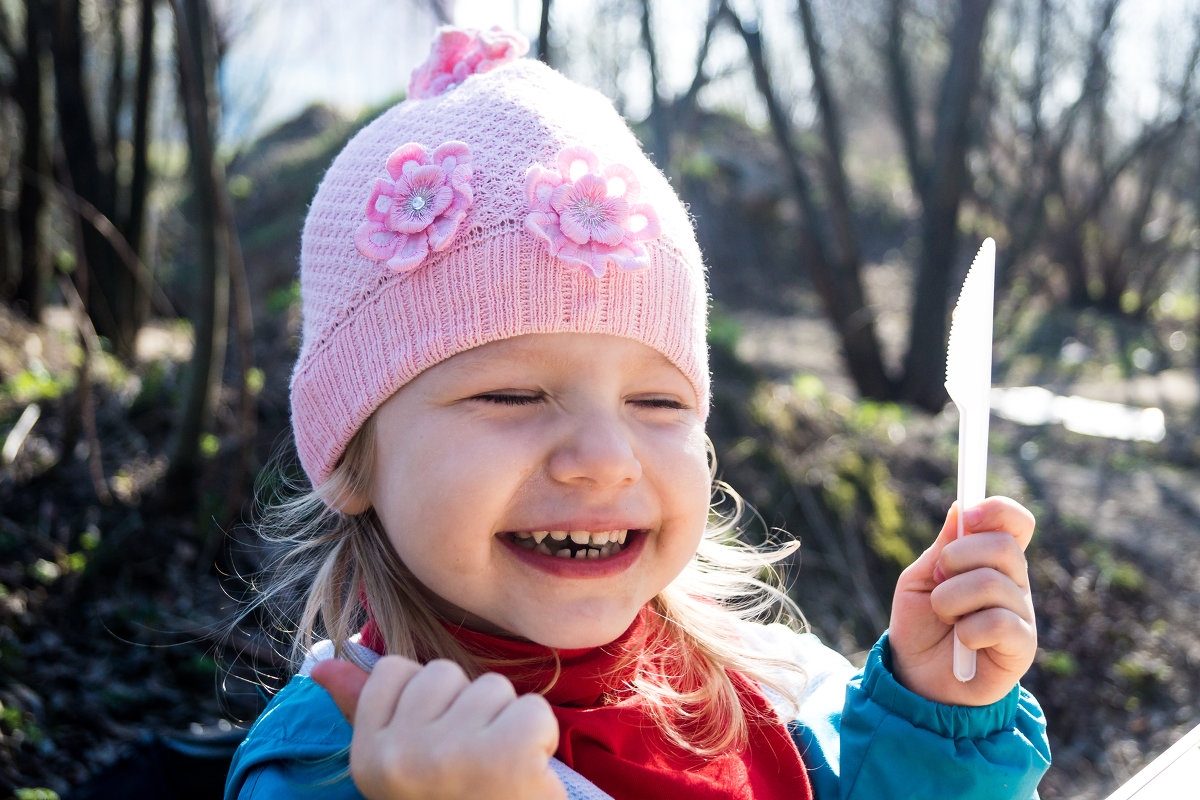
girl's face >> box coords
[365,332,710,649]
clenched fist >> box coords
[312,655,566,800]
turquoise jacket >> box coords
[225,627,1051,799]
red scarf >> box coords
[361,611,812,800]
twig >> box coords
[56,273,113,505]
[2,403,41,465]
[23,165,176,319]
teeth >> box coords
[511,529,635,559]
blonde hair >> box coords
[247,415,808,757]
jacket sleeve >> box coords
[224,677,364,800]
[224,670,605,800]
[792,633,1051,800]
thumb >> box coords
[310,658,370,725]
[907,503,962,585]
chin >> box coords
[519,609,641,650]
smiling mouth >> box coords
[506,529,640,560]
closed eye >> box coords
[630,396,690,411]
[472,392,542,407]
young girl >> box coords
[225,25,1050,800]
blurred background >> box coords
[1,0,1198,797]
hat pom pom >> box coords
[408,25,530,100]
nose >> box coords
[547,410,643,488]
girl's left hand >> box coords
[888,496,1037,707]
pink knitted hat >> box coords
[291,26,710,489]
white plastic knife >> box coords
[943,237,996,682]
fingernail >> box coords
[933,563,947,584]
[964,507,983,527]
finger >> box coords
[961,496,1035,550]
[310,658,371,725]
[939,531,1030,588]
[954,606,1038,662]
[441,671,518,728]
[486,692,560,759]
[930,568,1035,625]
[899,504,961,589]
[394,659,472,726]
[353,655,423,734]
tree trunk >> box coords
[14,0,47,321]
[726,4,893,400]
[537,0,552,65]
[50,0,139,359]
[796,0,859,272]
[122,0,156,329]
[165,0,229,497]
[900,0,993,411]
[638,0,671,169]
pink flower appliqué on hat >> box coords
[408,25,530,100]
[354,142,473,273]
[525,146,661,277]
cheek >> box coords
[658,424,713,540]
[370,426,525,567]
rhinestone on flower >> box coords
[354,141,473,273]
[409,25,530,100]
[524,146,661,277]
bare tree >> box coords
[1,0,49,320]
[891,0,995,408]
[166,0,230,495]
[721,2,894,401]
[45,0,155,360]
[982,0,1199,321]
[638,0,671,167]
[712,1,995,408]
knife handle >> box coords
[953,631,977,682]
[954,410,982,683]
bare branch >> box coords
[427,0,451,25]
[885,0,926,198]
[796,0,858,269]
[719,0,892,399]
[537,0,552,64]
[675,0,722,122]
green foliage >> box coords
[1,699,45,747]
[676,148,720,181]
[826,451,920,570]
[1114,652,1171,690]
[15,790,58,800]
[227,173,253,199]
[267,280,301,315]
[1039,649,1080,677]
[1153,290,1199,323]
[1,363,74,405]
[791,373,825,402]
[200,433,221,459]
[707,311,742,352]
[1084,543,1146,594]
[29,558,61,585]
[247,366,266,396]
[846,398,909,437]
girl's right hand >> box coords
[311,655,566,800]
